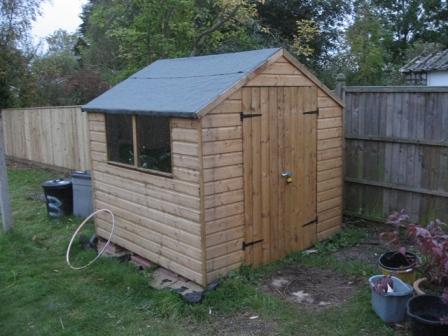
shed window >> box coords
[137,116,171,173]
[105,114,172,174]
[105,114,134,165]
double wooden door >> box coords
[242,86,318,265]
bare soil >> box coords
[260,221,393,311]
[333,220,391,267]
[333,242,386,266]
[260,265,362,310]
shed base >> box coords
[97,238,130,259]
[97,238,207,303]
[150,267,205,303]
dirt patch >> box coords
[260,266,361,310]
[332,242,386,266]
[332,219,393,267]
[188,311,279,336]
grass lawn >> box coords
[0,167,402,335]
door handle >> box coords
[281,171,293,183]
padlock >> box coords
[286,177,293,183]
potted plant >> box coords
[387,211,448,294]
[378,210,418,284]
[369,274,413,323]
[387,211,448,334]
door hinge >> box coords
[304,109,319,115]
[242,239,263,250]
[303,217,318,227]
[240,112,262,121]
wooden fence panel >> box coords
[1,106,90,171]
[344,87,448,223]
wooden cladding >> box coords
[242,86,318,266]
[89,113,205,285]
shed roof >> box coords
[82,48,342,118]
[401,49,448,73]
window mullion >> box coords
[132,115,138,167]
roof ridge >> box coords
[131,71,245,80]
[153,47,281,63]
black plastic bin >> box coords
[42,178,73,218]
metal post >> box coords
[0,111,13,231]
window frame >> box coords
[105,114,173,178]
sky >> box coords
[31,0,88,43]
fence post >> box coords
[335,73,346,101]
[0,111,13,231]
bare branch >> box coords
[191,4,242,56]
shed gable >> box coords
[246,56,314,86]
[202,55,344,282]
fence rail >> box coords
[344,85,448,223]
[1,106,90,171]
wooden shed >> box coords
[82,48,344,286]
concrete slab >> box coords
[130,254,155,270]
[97,239,130,259]
[149,267,205,303]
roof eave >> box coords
[81,106,199,119]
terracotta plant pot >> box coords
[413,277,428,296]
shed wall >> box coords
[316,89,343,239]
[427,71,448,86]
[203,56,343,282]
[88,113,205,285]
[201,91,245,283]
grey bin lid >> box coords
[42,178,72,188]
[72,170,91,179]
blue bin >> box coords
[369,275,413,323]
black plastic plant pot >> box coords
[379,251,417,269]
[407,295,448,336]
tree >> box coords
[420,0,448,47]
[255,0,351,68]
[371,0,422,62]
[78,0,269,84]
[31,30,80,105]
[32,29,109,105]
[346,0,393,85]
[190,0,262,56]
[0,0,45,108]
[291,19,319,59]
[0,0,44,47]
[371,0,448,63]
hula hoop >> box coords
[66,209,115,270]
